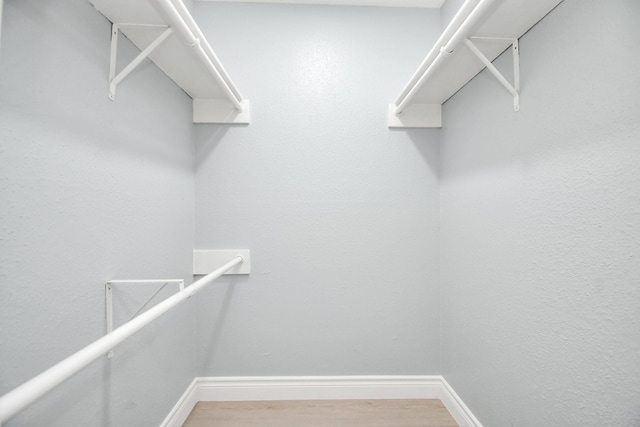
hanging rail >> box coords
[392,0,482,111]
[394,0,498,114]
[153,0,244,111]
[0,255,244,426]
[159,0,243,105]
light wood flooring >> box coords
[182,399,458,427]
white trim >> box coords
[440,377,484,427]
[195,375,443,401]
[160,376,482,427]
[196,0,446,8]
[160,378,200,427]
[387,103,442,128]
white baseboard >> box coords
[439,377,484,427]
[160,376,482,427]
[161,378,201,427]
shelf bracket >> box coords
[109,24,174,101]
[104,279,184,358]
[193,250,251,275]
[465,37,520,111]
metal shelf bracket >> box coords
[109,23,174,101]
[104,279,184,358]
[466,37,521,111]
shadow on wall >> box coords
[409,128,440,179]
[195,125,252,171]
[102,359,112,427]
[388,128,440,180]
[196,276,251,373]
[11,0,106,65]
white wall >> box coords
[440,0,640,425]
[192,3,442,376]
[0,1,196,425]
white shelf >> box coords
[389,0,563,128]
[89,0,250,124]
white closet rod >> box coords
[153,0,244,110]
[164,0,243,103]
[394,0,497,114]
[0,255,244,426]
[394,0,480,107]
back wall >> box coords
[192,2,443,376]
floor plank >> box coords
[182,399,458,427]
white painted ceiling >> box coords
[196,0,446,8]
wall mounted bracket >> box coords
[109,23,174,101]
[104,279,184,358]
[92,0,251,123]
[465,37,520,111]
[193,250,251,275]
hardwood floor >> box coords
[182,399,458,426]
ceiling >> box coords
[196,0,446,8]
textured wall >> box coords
[192,3,442,376]
[0,1,196,425]
[440,0,640,425]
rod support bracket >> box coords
[108,23,174,101]
[466,37,521,112]
[104,279,185,358]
